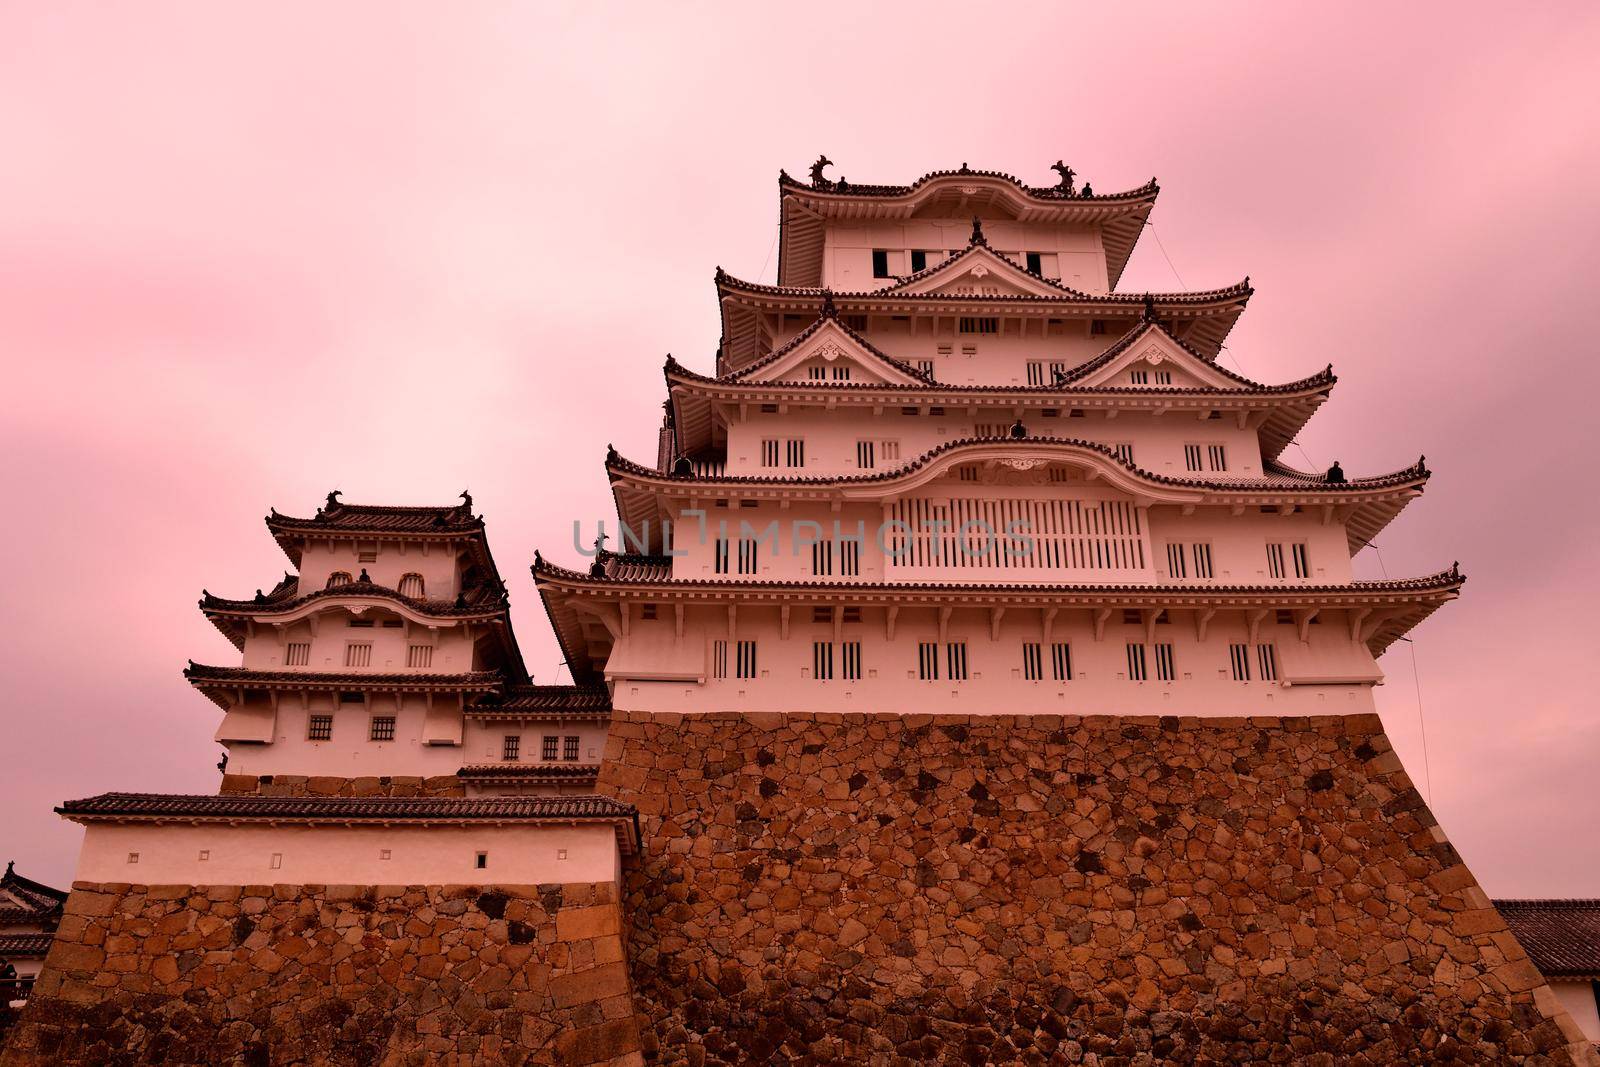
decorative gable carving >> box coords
[735,319,925,387]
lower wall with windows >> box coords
[0,881,642,1066]
[604,603,1383,717]
[595,710,1597,1065]
[220,714,609,782]
[71,822,622,888]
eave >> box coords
[717,269,1250,371]
[57,792,641,854]
[183,663,506,710]
[608,439,1426,555]
[665,357,1331,463]
[534,559,1464,678]
[456,764,602,784]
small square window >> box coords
[270,853,283,870]
[198,850,209,861]
[380,849,392,861]
[475,852,488,869]
[127,852,140,864]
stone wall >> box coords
[219,773,465,797]
[598,711,1598,1065]
[0,881,641,1066]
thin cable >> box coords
[755,224,779,284]
[1146,221,1187,289]
[1368,543,1434,806]
[1152,216,1435,805]
[1404,637,1434,807]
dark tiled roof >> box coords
[538,553,1463,599]
[670,320,1331,398]
[200,579,508,618]
[0,863,67,919]
[778,166,1159,203]
[456,764,601,781]
[718,265,1252,306]
[267,493,482,536]
[608,435,1425,496]
[0,933,54,957]
[183,663,505,710]
[471,685,612,713]
[183,663,503,689]
[1495,900,1600,978]
[58,792,634,824]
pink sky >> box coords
[3,3,1598,894]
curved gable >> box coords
[731,318,926,387]
[886,245,1084,300]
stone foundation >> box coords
[598,712,1597,1065]
[219,773,465,798]
[9,711,1596,1065]
[0,881,641,1066]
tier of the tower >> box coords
[192,494,607,796]
[777,163,1158,293]
[679,314,1326,483]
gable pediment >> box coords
[1070,324,1241,390]
[734,318,925,386]
[888,246,1073,299]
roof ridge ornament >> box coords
[1326,461,1346,484]
[820,289,838,319]
[969,217,988,247]
[1141,294,1160,325]
[325,490,341,512]
[1081,181,1093,197]
[459,490,472,513]
[1051,160,1076,195]
[358,568,371,584]
[809,154,833,189]
[1009,419,1027,439]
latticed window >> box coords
[812,641,834,681]
[326,571,353,589]
[541,735,558,761]
[285,642,310,666]
[945,642,969,682]
[918,642,939,681]
[841,641,862,681]
[1257,644,1279,681]
[398,573,424,598]
[1154,643,1176,682]
[308,715,333,741]
[563,736,580,761]
[711,639,729,679]
[1126,643,1148,682]
[735,640,758,679]
[406,645,432,668]
[1230,643,1252,681]
[369,716,396,742]
[1051,642,1073,681]
[503,735,521,761]
[1022,642,1043,681]
[344,643,372,668]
